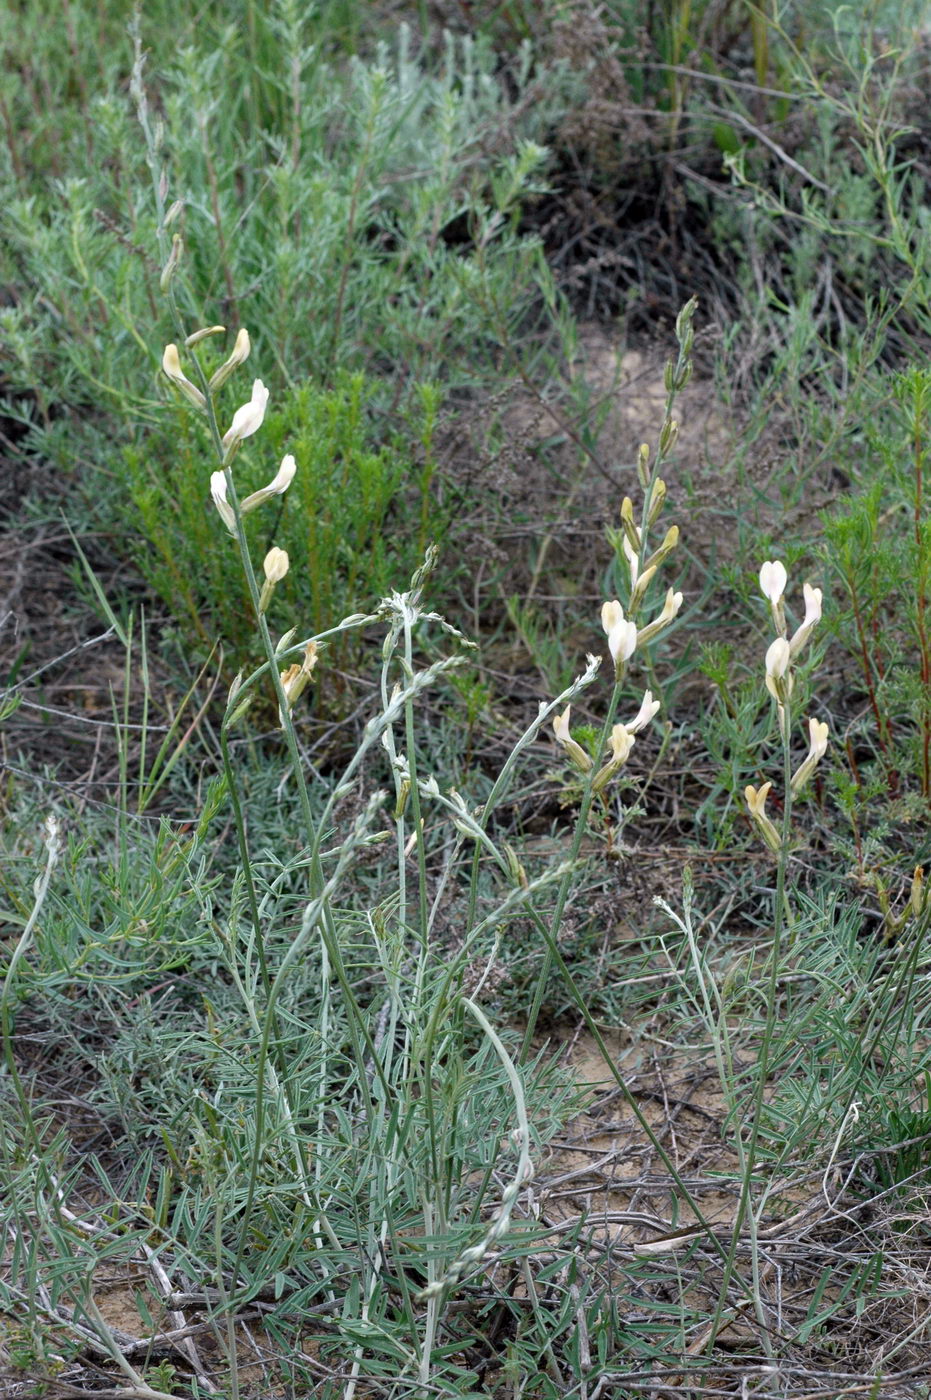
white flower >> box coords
[759,561,787,606]
[222,378,269,450]
[601,599,638,679]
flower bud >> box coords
[159,234,183,292]
[620,497,641,552]
[259,546,290,612]
[185,325,226,347]
[637,442,651,488]
[644,524,679,571]
[647,478,667,527]
[658,418,679,456]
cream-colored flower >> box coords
[789,582,823,657]
[240,454,296,512]
[622,535,658,601]
[258,546,290,613]
[765,636,792,702]
[625,690,661,733]
[161,342,206,410]
[209,327,252,391]
[210,471,236,532]
[592,724,637,793]
[222,378,269,451]
[637,588,684,645]
[745,781,782,851]
[553,705,593,773]
[210,456,296,535]
[790,716,829,795]
[263,546,290,583]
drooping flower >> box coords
[222,378,269,452]
[210,471,236,532]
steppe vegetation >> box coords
[4,1,931,1396]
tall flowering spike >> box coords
[553,705,593,773]
[637,587,684,645]
[222,378,269,453]
[789,582,823,658]
[209,327,251,391]
[210,471,237,534]
[791,716,829,795]
[745,782,782,852]
[161,343,207,410]
[241,454,297,514]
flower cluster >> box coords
[162,328,311,726]
[552,424,686,795]
[745,560,828,851]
